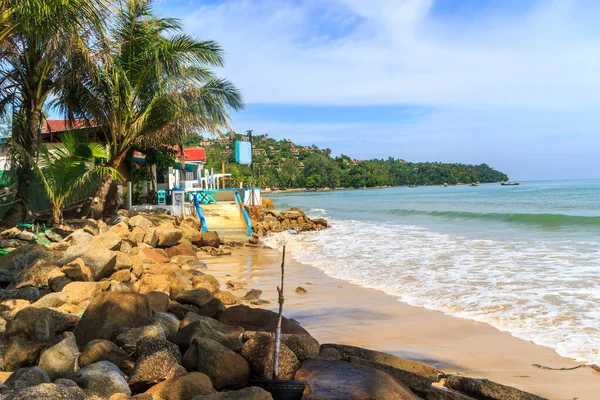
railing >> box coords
[235,191,252,237]
[192,193,208,233]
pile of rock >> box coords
[250,207,329,241]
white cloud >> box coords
[174,0,600,109]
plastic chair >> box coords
[157,190,166,205]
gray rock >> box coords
[196,298,226,319]
[53,379,79,388]
[38,332,79,380]
[44,230,63,243]
[64,230,93,247]
[170,319,243,352]
[0,287,40,303]
[78,339,130,369]
[192,387,273,400]
[219,305,309,334]
[59,244,117,281]
[183,338,250,391]
[6,383,87,400]
[128,349,187,392]
[241,333,300,380]
[0,245,58,284]
[4,366,51,391]
[116,325,165,353]
[176,289,214,308]
[241,289,262,302]
[136,336,182,362]
[14,260,62,289]
[72,361,131,398]
[444,375,547,400]
[244,331,319,361]
[150,312,181,337]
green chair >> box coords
[157,190,167,205]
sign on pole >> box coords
[235,141,252,165]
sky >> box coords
[154,0,600,180]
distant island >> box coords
[186,132,509,189]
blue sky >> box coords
[154,0,600,180]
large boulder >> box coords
[145,372,214,400]
[200,232,220,248]
[130,215,154,230]
[0,245,58,284]
[73,292,153,348]
[194,298,226,319]
[78,339,130,369]
[192,387,273,400]
[296,359,418,400]
[241,333,300,380]
[59,244,117,281]
[183,337,250,390]
[63,229,93,247]
[219,305,308,334]
[13,259,63,289]
[60,281,102,304]
[4,307,79,371]
[4,366,50,391]
[72,361,131,398]
[6,382,87,400]
[444,375,547,400]
[170,319,244,352]
[244,331,319,361]
[129,349,187,392]
[38,332,79,380]
[156,227,183,248]
[176,289,214,308]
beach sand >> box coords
[199,247,599,400]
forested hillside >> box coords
[186,133,508,189]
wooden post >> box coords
[273,245,286,380]
[222,160,226,188]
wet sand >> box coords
[199,247,599,400]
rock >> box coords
[116,325,165,353]
[4,307,79,371]
[176,289,214,308]
[225,281,245,291]
[295,286,307,295]
[89,231,122,250]
[6,382,87,400]
[146,291,170,313]
[156,228,183,248]
[214,291,240,305]
[59,244,117,281]
[296,359,418,400]
[349,356,436,394]
[44,229,63,243]
[14,259,62,289]
[109,269,132,282]
[246,332,320,361]
[4,366,51,391]
[200,232,220,248]
[78,339,131,369]
[183,337,250,390]
[165,243,196,259]
[54,378,79,387]
[195,298,226,319]
[191,275,220,294]
[423,386,476,400]
[131,227,146,244]
[115,252,133,271]
[136,336,181,361]
[320,344,443,382]
[167,302,201,319]
[30,292,71,309]
[74,292,153,348]
[64,229,93,247]
[72,361,131,398]
[145,372,214,400]
[0,245,58,284]
[241,333,300,380]
[142,228,159,247]
[0,300,31,320]
[241,289,262,302]
[61,258,94,281]
[319,347,341,360]
[130,216,154,230]
[38,332,79,380]
[0,287,40,303]
[82,219,100,236]
[444,375,547,400]
[49,276,72,292]
[149,312,181,337]
[60,281,102,304]
[129,349,187,392]
[170,319,244,352]
[192,387,274,400]
[219,305,309,334]
[137,248,169,264]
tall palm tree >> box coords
[55,0,243,217]
[0,0,108,225]
[36,132,121,225]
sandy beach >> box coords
[200,246,600,400]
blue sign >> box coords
[235,141,252,165]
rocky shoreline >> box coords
[0,210,551,399]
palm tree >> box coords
[55,0,243,217]
[0,0,107,225]
[35,132,121,225]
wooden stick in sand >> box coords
[273,245,286,380]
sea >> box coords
[265,180,600,364]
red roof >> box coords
[178,147,206,163]
[42,119,90,133]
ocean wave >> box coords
[264,218,600,364]
[384,209,600,228]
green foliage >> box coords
[35,132,121,224]
[190,133,509,190]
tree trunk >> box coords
[90,173,118,219]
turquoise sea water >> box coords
[267,180,600,363]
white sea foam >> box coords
[265,212,600,364]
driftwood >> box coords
[273,245,286,379]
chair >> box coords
[157,190,166,205]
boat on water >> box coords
[501,180,520,186]
[470,183,479,187]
